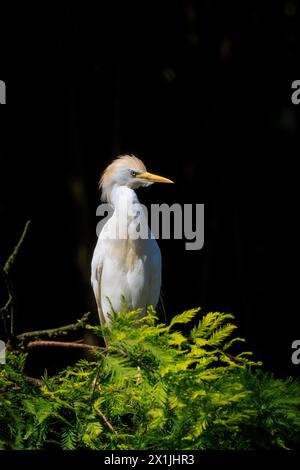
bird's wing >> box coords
[91,238,106,328]
[148,239,162,309]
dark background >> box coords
[0,0,299,377]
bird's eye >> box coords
[130,170,138,177]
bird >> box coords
[91,154,173,328]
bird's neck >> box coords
[110,186,139,208]
[105,186,149,241]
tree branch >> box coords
[25,376,42,387]
[4,220,31,274]
[17,312,91,341]
[0,264,15,341]
[26,340,99,351]
[1,220,31,341]
[0,375,42,393]
[0,223,103,362]
[95,407,117,434]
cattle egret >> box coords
[91,154,173,327]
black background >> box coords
[0,0,299,377]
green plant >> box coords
[1,306,300,450]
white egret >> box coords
[91,154,173,327]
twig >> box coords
[95,407,117,434]
[0,375,42,393]
[0,290,10,340]
[4,220,31,274]
[1,221,31,340]
[222,351,246,364]
[17,312,91,341]
[1,296,11,315]
[0,384,21,393]
[0,265,15,340]
[25,376,42,387]
[26,340,99,351]
[89,358,103,405]
[0,224,101,364]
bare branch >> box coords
[26,340,99,351]
[1,220,31,340]
[95,407,117,434]
[4,220,31,274]
[25,376,42,387]
[17,312,91,341]
[0,264,15,340]
[0,375,42,393]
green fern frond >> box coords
[168,331,187,347]
[1,306,300,451]
[168,308,201,329]
[61,429,77,450]
[191,312,234,340]
[207,323,237,347]
[102,354,139,386]
[81,422,103,449]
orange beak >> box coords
[138,171,174,184]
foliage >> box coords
[1,307,300,450]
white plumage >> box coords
[91,155,173,327]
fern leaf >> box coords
[103,355,138,386]
[168,308,200,329]
[168,331,187,346]
[61,429,77,450]
[191,312,234,340]
[207,324,237,347]
[82,422,103,449]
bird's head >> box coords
[100,154,173,202]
